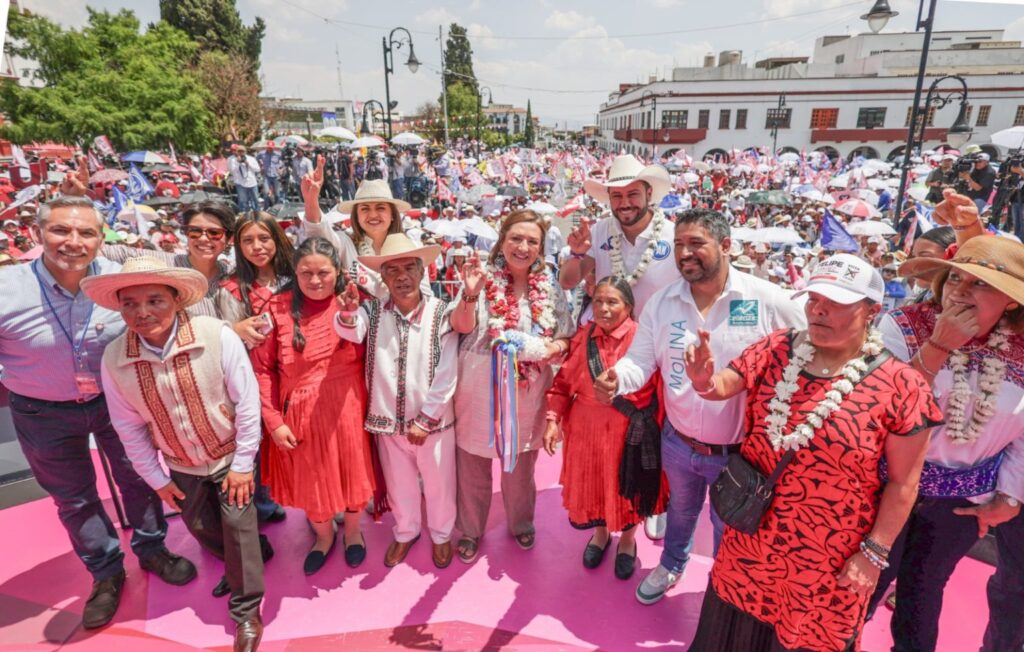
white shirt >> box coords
[587,210,678,315]
[228,155,259,189]
[615,270,807,445]
[879,313,1024,502]
[101,322,262,490]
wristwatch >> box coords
[997,492,1021,508]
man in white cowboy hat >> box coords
[82,257,266,651]
[335,233,486,569]
[560,154,676,315]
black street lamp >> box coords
[640,90,657,160]
[918,75,972,151]
[476,86,493,159]
[382,27,420,142]
[360,100,386,137]
[769,94,787,157]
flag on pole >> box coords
[87,150,103,172]
[820,209,860,252]
[168,143,178,166]
[126,164,154,201]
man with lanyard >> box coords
[925,154,956,204]
[960,152,997,213]
[0,193,196,630]
[593,208,806,606]
[560,154,679,543]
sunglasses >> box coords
[184,226,227,241]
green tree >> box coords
[441,24,477,94]
[524,100,535,148]
[195,51,262,143]
[0,9,216,152]
[158,0,266,68]
[440,23,484,142]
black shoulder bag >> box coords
[709,346,891,535]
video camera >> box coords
[955,153,982,174]
[1005,154,1024,171]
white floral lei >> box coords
[484,257,557,341]
[609,209,666,287]
[944,323,1011,445]
[766,329,885,452]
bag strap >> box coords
[762,345,893,490]
[586,323,646,418]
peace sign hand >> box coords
[461,250,486,297]
[567,218,592,256]
[684,329,715,390]
[60,155,90,197]
[300,154,325,201]
[336,281,361,313]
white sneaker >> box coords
[644,513,667,540]
[635,564,681,605]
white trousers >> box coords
[376,429,456,544]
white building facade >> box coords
[595,30,1024,161]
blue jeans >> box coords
[391,177,406,201]
[262,176,281,206]
[236,185,260,213]
[982,511,1024,652]
[1011,201,1024,241]
[659,421,728,574]
[10,392,167,581]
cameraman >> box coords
[1009,158,1024,240]
[258,142,283,206]
[926,154,956,203]
[959,152,996,212]
[229,145,261,212]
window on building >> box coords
[735,109,747,129]
[662,110,688,129]
[810,108,839,129]
[719,109,731,129]
[904,106,935,128]
[698,110,710,129]
[835,54,845,64]
[977,105,991,127]
[765,107,792,129]
[1015,106,1024,126]
[963,104,973,125]
[857,107,886,129]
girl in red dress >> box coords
[544,277,667,580]
[250,237,376,574]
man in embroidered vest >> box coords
[335,233,484,569]
[82,257,266,652]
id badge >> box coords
[74,371,100,395]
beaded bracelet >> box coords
[862,536,891,558]
[926,338,954,356]
[859,541,890,570]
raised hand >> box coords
[684,329,715,390]
[567,218,592,256]
[300,154,325,202]
[336,280,361,313]
[461,250,486,297]
[594,367,619,405]
[931,302,980,353]
[60,155,90,197]
[932,188,979,229]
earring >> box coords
[1007,303,1020,312]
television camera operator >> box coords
[956,152,997,212]
[925,154,957,204]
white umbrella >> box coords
[912,164,933,175]
[460,216,499,240]
[730,226,758,241]
[828,175,849,189]
[743,227,804,244]
[682,172,700,183]
[854,189,879,206]
[318,126,357,141]
[422,219,465,238]
[273,135,309,146]
[778,152,800,162]
[526,201,558,215]
[846,220,897,236]
[990,126,1024,151]
[322,209,350,226]
[732,164,753,174]
[691,161,710,173]
[351,136,385,149]
[862,159,892,174]
[867,178,890,190]
[798,189,828,203]
[392,132,427,146]
[907,186,930,202]
[834,198,882,220]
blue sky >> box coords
[17,0,1024,128]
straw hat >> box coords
[899,236,1024,304]
[81,256,208,311]
[583,154,671,204]
[357,233,442,272]
[338,179,412,214]
[732,254,755,270]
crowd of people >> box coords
[1,139,1022,652]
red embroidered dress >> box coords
[709,330,942,652]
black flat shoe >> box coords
[259,534,275,563]
[582,536,610,569]
[303,536,336,575]
[263,505,287,523]
[211,575,230,598]
[344,534,367,568]
[614,545,638,580]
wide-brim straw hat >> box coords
[357,233,442,272]
[899,236,1024,304]
[338,179,412,214]
[81,256,208,311]
[583,154,671,204]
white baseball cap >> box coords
[794,254,885,304]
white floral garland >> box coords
[485,258,557,340]
[944,324,1011,445]
[609,209,665,287]
[766,329,886,452]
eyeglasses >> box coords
[184,226,227,241]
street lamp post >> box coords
[360,100,386,137]
[640,90,657,161]
[769,94,787,158]
[476,86,493,160]
[382,27,420,142]
[917,75,973,151]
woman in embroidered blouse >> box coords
[250,237,376,574]
[682,254,942,652]
[450,209,574,564]
[868,193,1024,652]
[543,277,667,580]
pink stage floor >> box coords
[0,451,993,651]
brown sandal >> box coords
[457,537,480,564]
[514,532,535,550]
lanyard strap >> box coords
[32,259,96,357]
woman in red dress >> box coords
[684,254,943,652]
[544,277,667,580]
[250,237,376,575]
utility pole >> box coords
[439,25,450,146]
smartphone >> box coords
[255,312,274,335]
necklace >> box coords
[609,209,665,287]
[483,258,557,342]
[944,323,1011,445]
[766,329,885,452]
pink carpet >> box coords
[0,451,992,651]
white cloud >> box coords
[1005,15,1024,41]
[416,7,462,27]
[650,0,683,6]
[466,23,511,50]
[543,10,597,32]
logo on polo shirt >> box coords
[599,236,613,251]
[729,299,759,327]
[653,240,671,260]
